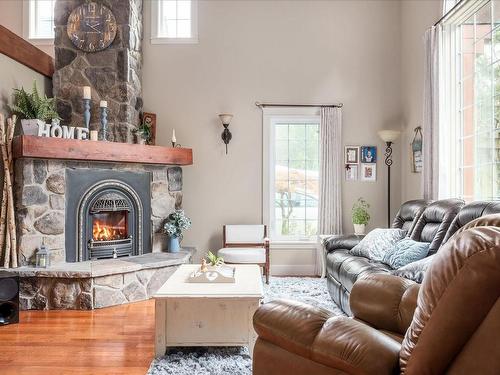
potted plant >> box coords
[134,118,152,145]
[8,81,59,135]
[162,210,192,253]
[352,198,370,235]
[201,251,225,271]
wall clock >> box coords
[67,2,117,53]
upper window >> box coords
[24,0,55,42]
[440,0,500,201]
[263,109,320,241]
[151,0,198,44]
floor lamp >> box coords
[378,130,401,227]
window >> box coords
[440,0,500,201]
[24,0,55,42]
[151,0,198,44]
[263,109,320,241]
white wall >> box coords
[143,0,403,271]
[400,0,442,202]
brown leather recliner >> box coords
[253,214,500,375]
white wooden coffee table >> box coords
[153,264,264,358]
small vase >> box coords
[353,224,366,235]
[21,119,45,136]
[167,236,180,253]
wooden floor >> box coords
[0,300,155,375]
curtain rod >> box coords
[255,101,343,108]
[434,0,467,26]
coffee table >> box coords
[153,264,264,358]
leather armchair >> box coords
[253,215,500,375]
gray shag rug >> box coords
[147,276,344,375]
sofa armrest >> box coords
[323,234,363,254]
[254,299,400,375]
[350,274,420,334]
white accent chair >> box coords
[217,225,270,284]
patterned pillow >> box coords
[350,228,407,261]
[383,238,431,269]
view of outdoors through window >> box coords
[30,0,55,39]
[158,0,192,38]
[273,120,319,240]
[458,0,500,200]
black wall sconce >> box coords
[219,113,233,154]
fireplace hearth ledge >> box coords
[12,249,194,310]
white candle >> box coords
[99,100,107,108]
[90,130,98,141]
[83,86,91,100]
[172,129,176,143]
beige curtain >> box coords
[318,107,343,235]
[422,26,441,200]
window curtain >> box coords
[422,26,442,200]
[318,107,343,235]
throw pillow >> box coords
[350,228,407,261]
[391,254,435,283]
[383,238,431,270]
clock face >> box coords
[67,2,117,53]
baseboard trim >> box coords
[270,264,317,276]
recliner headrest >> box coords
[392,199,431,234]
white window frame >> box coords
[23,0,55,46]
[151,0,199,44]
[262,107,320,244]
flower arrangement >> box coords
[352,198,370,225]
[8,81,59,121]
[162,210,192,239]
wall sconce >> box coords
[219,113,233,154]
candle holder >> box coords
[171,142,182,148]
[100,106,108,141]
[83,99,91,129]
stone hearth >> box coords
[15,251,192,310]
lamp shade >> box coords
[219,114,233,126]
[378,129,401,143]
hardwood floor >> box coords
[0,300,155,375]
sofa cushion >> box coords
[410,198,464,254]
[350,228,407,261]
[391,255,435,283]
[336,256,392,291]
[392,199,430,235]
[382,239,430,269]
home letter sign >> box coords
[37,123,89,140]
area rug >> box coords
[147,276,344,375]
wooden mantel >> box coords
[13,136,193,166]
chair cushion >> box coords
[225,225,265,244]
[218,247,266,263]
[382,239,430,269]
[350,228,407,261]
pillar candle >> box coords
[172,129,176,143]
[83,86,91,100]
[90,130,98,141]
[100,100,107,108]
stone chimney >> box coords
[52,0,143,143]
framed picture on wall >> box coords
[345,146,360,164]
[361,163,376,182]
[360,146,377,163]
[345,164,358,181]
[142,112,157,145]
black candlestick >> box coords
[384,141,393,227]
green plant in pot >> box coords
[8,81,59,136]
[162,210,191,253]
[352,198,370,235]
[134,118,152,145]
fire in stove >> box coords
[92,212,128,241]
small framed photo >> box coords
[142,112,157,145]
[345,146,360,164]
[345,164,358,181]
[361,163,376,182]
[361,146,377,163]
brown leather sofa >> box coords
[325,198,464,314]
[253,214,500,375]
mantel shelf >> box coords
[12,136,193,166]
